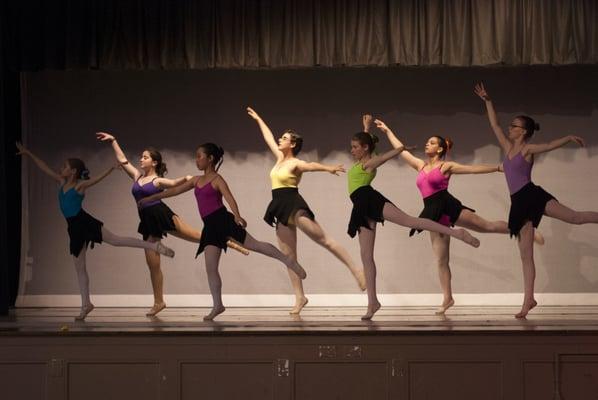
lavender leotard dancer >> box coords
[503,152,555,236]
[502,152,532,194]
[195,178,246,256]
[132,177,177,240]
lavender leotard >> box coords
[502,152,532,195]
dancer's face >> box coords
[139,151,157,171]
[59,160,76,178]
[195,148,211,171]
[508,118,526,140]
[424,137,443,158]
[350,140,368,160]
[277,133,294,154]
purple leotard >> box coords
[132,178,162,208]
[503,152,532,195]
[195,180,224,218]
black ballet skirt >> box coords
[264,187,315,227]
[196,206,247,256]
[409,189,475,236]
[347,185,393,238]
[65,210,103,257]
[508,182,556,237]
[137,202,177,240]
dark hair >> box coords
[516,115,540,140]
[432,136,453,159]
[198,143,225,171]
[67,158,90,180]
[284,129,303,156]
[145,147,167,177]
[352,131,379,154]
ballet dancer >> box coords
[247,107,366,315]
[475,82,595,318]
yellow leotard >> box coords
[270,163,301,189]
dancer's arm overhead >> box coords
[96,132,141,180]
[137,176,198,207]
[523,135,585,156]
[213,175,247,227]
[16,142,64,183]
[363,114,373,133]
[374,119,424,171]
[247,107,283,162]
[474,83,511,153]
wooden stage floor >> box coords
[3,305,598,334]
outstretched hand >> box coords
[246,107,260,121]
[569,135,585,147]
[329,164,346,175]
[373,119,390,132]
[474,83,490,101]
[96,132,115,142]
[15,142,30,156]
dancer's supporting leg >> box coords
[241,233,306,278]
[456,209,544,244]
[382,203,480,247]
[101,227,174,257]
[73,247,94,320]
[144,235,166,317]
[295,210,366,290]
[516,221,537,318]
[276,223,306,314]
[358,219,380,320]
[429,232,454,314]
[203,245,225,321]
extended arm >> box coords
[443,161,501,175]
[525,135,585,156]
[96,132,140,179]
[77,163,118,192]
[154,175,193,189]
[295,161,345,175]
[137,177,197,207]
[362,146,405,171]
[16,142,63,183]
[474,83,511,153]
[247,107,283,162]
[374,119,423,171]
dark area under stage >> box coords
[1,306,598,399]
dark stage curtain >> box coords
[1,1,22,314]
[4,0,598,71]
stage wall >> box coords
[17,67,598,306]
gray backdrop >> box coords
[18,67,598,303]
